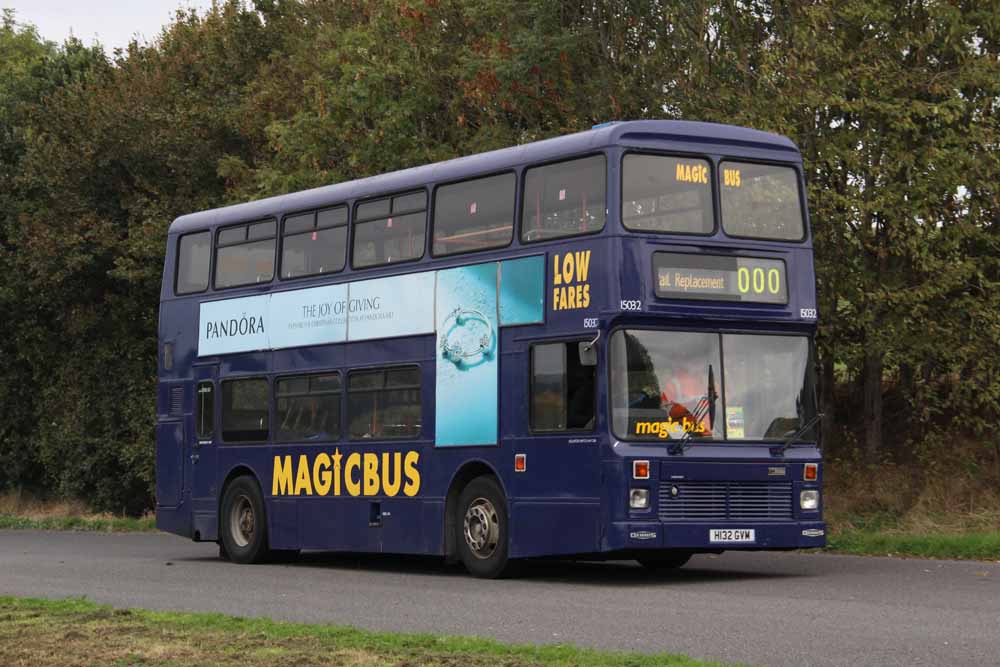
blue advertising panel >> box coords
[199,261,545,445]
[499,255,544,326]
[268,283,348,349]
[198,273,437,355]
[347,272,436,341]
[435,262,499,447]
[198,294,269,356]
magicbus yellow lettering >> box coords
[345,453,361,497]
[331,449,343,495]
[382,452,402,497]
[271,450,421,498]
[294,454,313,495]
[552,250,593,311]
[313,453,332,495]
[363,453,380,496]
[403,451,420,497]
[272,456,294,495]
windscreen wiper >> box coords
[770,413,824,457]
[669,364,717,456]
[707,364,718,429]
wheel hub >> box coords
[229,494,255,548]
[463,497,499,559]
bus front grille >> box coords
[657,482,793,522]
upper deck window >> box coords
[622,154,713,234]
[352,191,426,269]
[280,206,348,279]
[214,219,276,289]
[522,155,606,242]
[433,173,515,256]
[175,231,211,295]
[720,162,805,241]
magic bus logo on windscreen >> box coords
[272,450,420,497]
[635,418,708,438]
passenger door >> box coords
[509,339,603,557]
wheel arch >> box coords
[443,459,506,561]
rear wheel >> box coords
[636,551,692,570]
[456,476,514,578]
[220,476,271,564]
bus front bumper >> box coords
[608,520,827,551]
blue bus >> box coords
[156,120,824,578]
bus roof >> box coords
[168,120,800,236]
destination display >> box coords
[653,252,787,304]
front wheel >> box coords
[456,476,514,578]
[636,551,692,570]
[220,476,271,564]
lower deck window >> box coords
[347,366,421,439]
[276,373,341,442]
[221,377,269,442]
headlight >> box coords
[800,489,820,510]
[630,488,650,509]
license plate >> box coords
[709,528,755,543]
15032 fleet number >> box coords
[620,300,642,311]
[800,308,817,319]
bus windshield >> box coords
[610,330,816,442]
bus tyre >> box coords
[637,551,692,570]
[457,477,513,579]
[220,476,271,564]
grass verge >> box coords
[0,514,156,532]
[823,455,1000,561]
[0,596,724,667]
[827,529,1000,561]
[0,492,156,532]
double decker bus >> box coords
[156,120,824,578]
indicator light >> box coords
[514,453,526,472]
[804,463,818,481]
[633,460,650,480]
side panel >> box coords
[155,421,184,507]
[511,501,601,556]
[501,240,609,558]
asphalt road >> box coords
[1,531,998,666]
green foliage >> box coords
[0,1,997,513]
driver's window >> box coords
[529,342,596,432]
